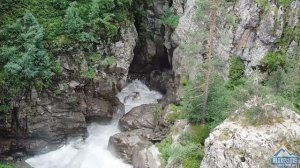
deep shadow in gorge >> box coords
[128,0,174,95]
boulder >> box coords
[132,145,163,168]
[108,129,154,163]
[119,104,157,131]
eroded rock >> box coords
[201,98,300,168]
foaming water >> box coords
[26,80,162,168]
[117,80,163,113]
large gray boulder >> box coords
[118,104,157,131]
[201,97,300,168]
[108,129,154,163]
[132,145,163,168]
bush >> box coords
[260,51,286,73]
[163,6,180,29]
[156,136,172,165]
[171,143,203,168]
[227,56,245,88]
[0,163,13,168]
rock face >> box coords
[130,0,170,73]
[201,98,300,168]
[168,0,300,90]
[0,23,138,158]
[119,104,157,131]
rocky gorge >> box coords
[0,0,300,168]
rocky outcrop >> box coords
[168,0,300,91]
[201,97,300,168]
[119,104,157,131]
[0,23,138,159]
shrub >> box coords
[163,6,180,29]
[0,163,13,168]
[260,51,286,73]
[171,143,203,168]
[227,56,245,88]
[156,136,172,165]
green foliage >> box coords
[255,0,269,12]
[171,143,203,168]
[260,51,286,73]
[196,0,214,20]
[264,47,300,110]
[4,13,55,87]
[181,75,239,127]
[278,0,293,7]
[280,27,294,49]
[295,24,300,45]
[0,163,13,168]
[0,12,58,116]
[80,67,97,79]
[264,67,285,94]
[227,56,245,88]
[88,0,133,40]
[64,2,84,35]
[156,136,172,164]
[163,5,180,29]
[165,104,184,123]
[159,124,209,168]
[180,124,210,145]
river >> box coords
[26,80,163,168]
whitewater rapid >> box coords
[26,80,163,168]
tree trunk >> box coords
[201,7,217,124]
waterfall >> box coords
[26,80,162,168]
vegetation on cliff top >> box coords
[0,0,134,118]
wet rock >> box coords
[119,105,157,131]
[84,97,113,122]
[108,129,154,163]
[15,161,33,168]
[150,70,173,94]
[132,145,163,168]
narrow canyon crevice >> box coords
[128,0,175,96]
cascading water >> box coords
[26,80,163,168]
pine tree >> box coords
[64,2,84,34]
[3,12,55,131]
[201,0,218,123]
